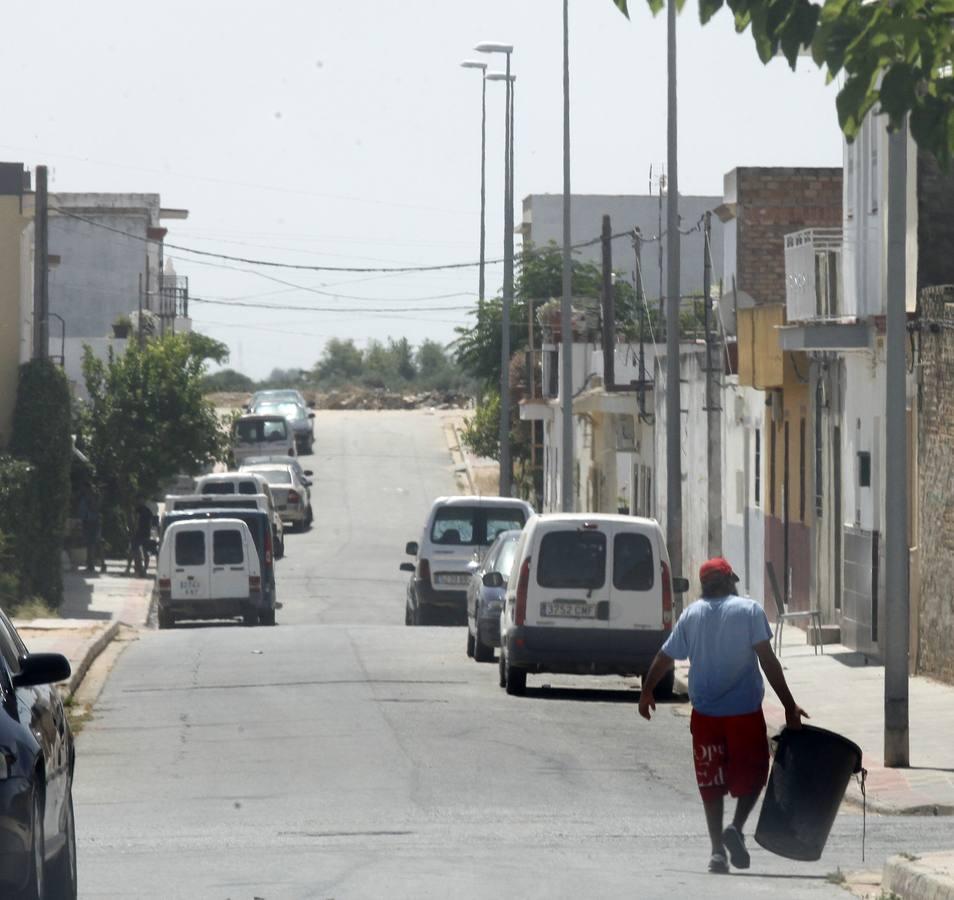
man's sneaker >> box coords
[707,850,729,874]
[722,825,750,869]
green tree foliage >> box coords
[315,338,364,384]
[460,390,502,461]
[200,368,257,393]
[80,333,230,547]
[0,455,39,611]
[610,0,954,165]
[9,360,72,606]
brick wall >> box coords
[917,285,954,683]
[736,167,843,305]
[917,151,954,292]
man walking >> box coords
[638,557,807,874]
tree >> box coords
[610,0,954,165]
[200,368,256,393]
[80,333,230,548]
[315,338,364,384]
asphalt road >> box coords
[74,410,954,899]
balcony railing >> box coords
[784,228,843,323]
[157,274,189,320]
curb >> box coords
[442,418,475,494]
[64,620,119,701]
[883,853,954,900]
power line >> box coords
[190,295,474,314]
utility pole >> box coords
[665,0,683,584]
[884,117,909,767]
[634,227,648,418]
[138,273,144,349]
[560,0,575,512]
[498,56,514,498]
[32,165,49,360]
[601,215,615,390]
[704,210,722,558]
[479,69,487,311]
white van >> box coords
[498,514,689,696]
[164,492,285,559]
[401,496,534,625]
[232,414,297,466]
[157,519,269,627]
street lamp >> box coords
[476,41,515,498]
[460,60,488,312]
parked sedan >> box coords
[240,464,313,531]
[466,529,521,663]
[0,608,76,899]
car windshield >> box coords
[259,469,292,484]
[255,402,305,421]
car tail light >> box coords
[249,574,261,592]
[661,560,673,630]
[288,490,300,504]
[515,556,531,626]
[158,577,171,596]
[418,558,431,586]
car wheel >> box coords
[653,669,675,700]
[405,600,413,627]
[466,629,475,658]
[474,631,493,663]
[157,607,174,630]
[505,661,526,696]
[305,506,313,529]
[243,609,259,627]
[498,652,507,688]
[47,788,77,900]
[259,607,276,626]
[17,786,44,900]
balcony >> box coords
[784,228,843,322]
[157,274,189,320]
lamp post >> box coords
[476,42,514,498]
[460,60,488,312]
[560,0,574,512]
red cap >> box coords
[699,557,737,584]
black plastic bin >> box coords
[754,725,862,861]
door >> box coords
[607,525,661,629]
[527,523,610,629]
[210,526,248,601]
[172,526,210,602]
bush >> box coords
[0,456,34,611]
[9,360,72,606]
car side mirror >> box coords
[400,562,415,572]
[304,470,314,477]
[482,571,505,588]
[405,541,418,556]
[308,412,316,419]
[13,652,71,688]
[672,577,690,594]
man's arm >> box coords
[754,640,808,729]
[637,650,674,721]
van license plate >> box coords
[541,601,596,619]
[435,573,470,586]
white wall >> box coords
[63,336,128,401]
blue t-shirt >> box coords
[661,594,773,717]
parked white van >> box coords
[232,414,297,466]
[401,496,534,625]
[157,519,269,628]
[498,514,689,696]
[164,492,284,558]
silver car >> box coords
[466,529,521,663]
[249,398,315,455]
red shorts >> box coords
[690,708,769,802]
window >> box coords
[431,507,476,544]
[0,613,24,675]
[263,420,288,442]
[213,529,244,565]
[799,418,806,522]
[858,451,871,488]
[538,531,606,589]
[175,530,205,566]
[495,538,518,578]
[815,385,824,517]
[613,533,654,591]
[485,510,527,544]
[238,481,260,495]
[262,470,292,485]
[769,424,777,516]
[754,429,761,507]
[203,482,235,495]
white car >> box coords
[231,414,297,466]
[194,473,286,556]
[401,496,534,626]
[156,519,268,627]
[240,464,313,531]
[164,491,285,560]
[498,514,689,696]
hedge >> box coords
[9,360,72,606]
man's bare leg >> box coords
[732,792,759,831]
[702,796,725,854]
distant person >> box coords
[125,499,154,577]
[78,482,107,575]
[638,557,807,875]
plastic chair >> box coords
[766,562,823,656]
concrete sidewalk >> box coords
[441,411,500,497]
[13,563,153,700]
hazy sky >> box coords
[6,1,844,379]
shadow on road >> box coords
[522,685,690,705]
